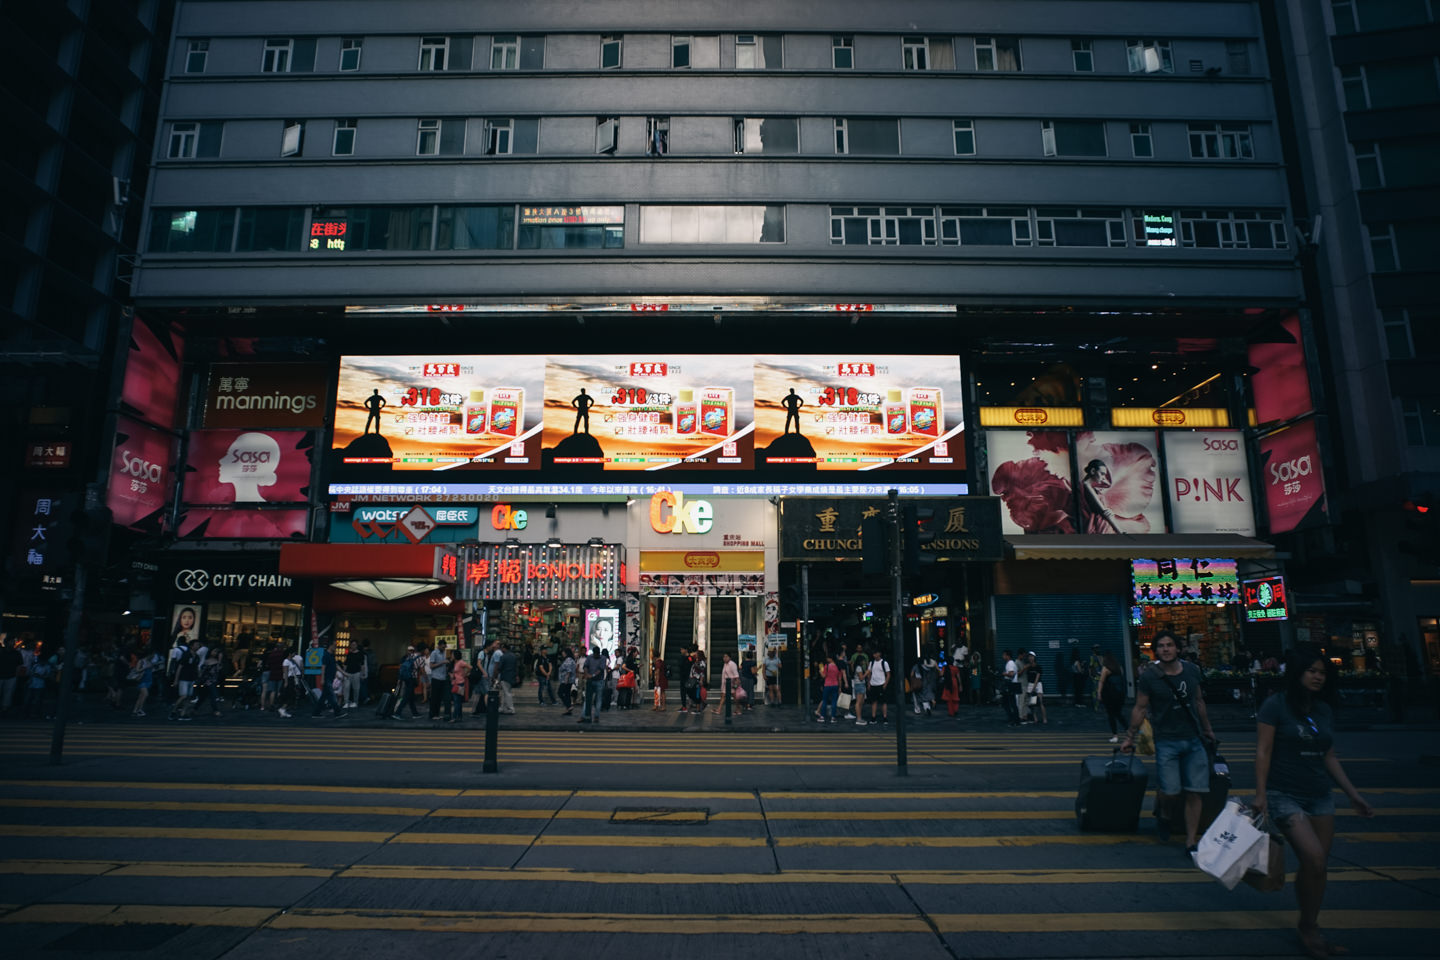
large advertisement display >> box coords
[1162,431,1256,536]
[986,431,1077,535]
[175,508,310,540]
[1248,313,1313,427]
[120,316,183,430]
[106,417,176,531]
[333,356,547,470]
[333,355,965,475]
[1258,419,1327,534]
[542,356,752,470]
[1074,431,1165,535]
[182,430,313,504]
[752,357,964,470]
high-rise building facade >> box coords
[1,0,174,630]
[105,0,1399,688]
[1271,0,1440,679]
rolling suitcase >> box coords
[375,691,397,718]
[1198,748,1232,834]
[1077,750,1149,832]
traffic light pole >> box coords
[889,488,907,776]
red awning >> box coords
[279,543,455,580]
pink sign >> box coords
[106,417,175,530]
[182,430,313,505]
[176,508,310,540]
[1258,418,1327,534]
[120,316,183,429]
[1248,313,1312,426]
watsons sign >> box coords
[1161,431,1256,536]
[329,504,480,544]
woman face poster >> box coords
[986,431,1077,535]
[170,604,203,643]
[584,609,619,657]
[1074,430,1164,534]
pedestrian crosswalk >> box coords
[2,726,1277,766]
[0,772,1436,957]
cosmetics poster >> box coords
[986,431,1076,535]
[1074,430,1165,535]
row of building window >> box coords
[1338,56,1440,112]
[147,204,1289,254]
[1331,0,1438,35]
[181,33,1252,76]
[828,206,1287,249]
[166,116,1259,161]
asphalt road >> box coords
[0,724,1436,959]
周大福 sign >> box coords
[779,497,1003,562]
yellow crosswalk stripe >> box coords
[2,904,1437,935]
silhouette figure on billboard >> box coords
[782,388,805,435]
[571,388,594,435]
[363,390,386,435]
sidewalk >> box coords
[34,686,1432,734]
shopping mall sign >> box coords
[456,542,626,601]
[1242,576,1289,621]
[1131,558,1239,605]
[779,497,1003,562]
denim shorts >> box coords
[1155,736,1210,795]
[1268,788,1335,824]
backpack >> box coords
[399,656,414,681]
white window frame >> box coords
[833,119,848,154]
[1382,308,1414,359]
[832,35,853,69]
[672,36,690,68]
[1127,39,1173,74]
[1225,40,1251,75]
[952,119,976,156]
[736,34,758,69]
[281,120,304,157]
[595,116,618,154]
[332,119,356,156]
[1340,65,1370,110]
[167,121,198,158]
[419,36,449,71]
[1129,122,1153,158]
[1353,140,1384,188]
[416,118,441,155]
[1041,120,1108,158]
[1041,121,1055,156]
[185,39,209,74]
[486,118,513,155]
[1368,223,1398,272]
[975,36,1020,71]
[601,34,622,69]
[1071,40,1093,72]
[262,38,293,73]
[902,36,929,71]
[491,34,518,70]
[1188,122,1253,159]
[646,116,669,156]
[340,38,363,71]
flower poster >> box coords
[986,431,1076,535]
[1074,430,1165,535]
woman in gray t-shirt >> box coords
[1253,645,1374,960]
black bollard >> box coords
[483,681,499,773]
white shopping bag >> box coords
[1192,798,1267,890]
